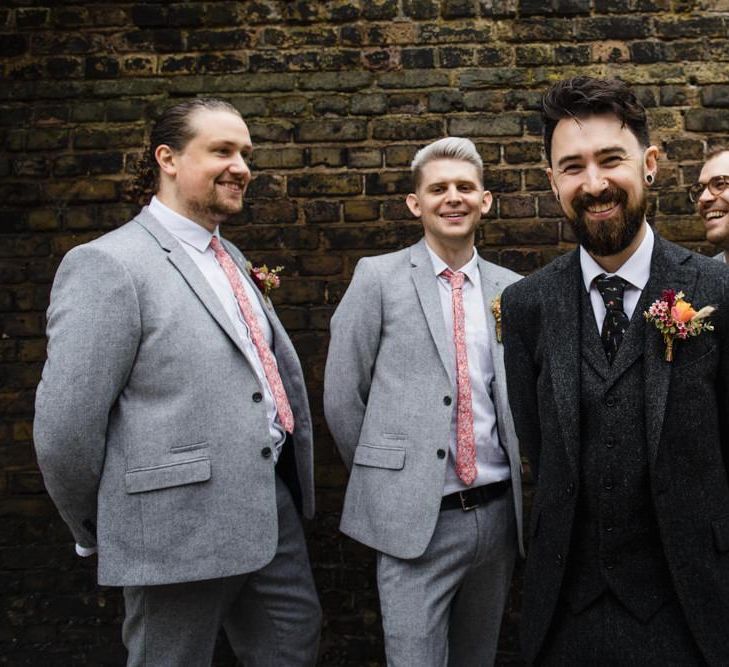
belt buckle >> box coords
[459,490,478,511]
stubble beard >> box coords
[188,186,244,226]
[565,184,647,257]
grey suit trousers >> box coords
[377,490,516,667]
[122,475,321,666]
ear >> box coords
[546,166,560,201]
[155,144,178,177]
[481,190,493,216]
[406,193,421,218]
[643,145,659,180]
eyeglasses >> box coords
[688,175,729,203]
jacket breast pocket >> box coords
[125,457,211,494]
[353,443,405,470]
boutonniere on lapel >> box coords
[490,296,503,344]
[245,261,284,306]
[643,289,716,362]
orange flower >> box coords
[671,299,696,323]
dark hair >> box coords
[130,97,241,203]
[705,145,729,163]
[542,77,650,166]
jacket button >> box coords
[437,449,446,459]
[605,437,615,448]
[566,483,575,496]
[603,476,614,490]
[556,553,563,566]
[443,396,452,406]
[261,447,272,459]
[605,396,615,407]
[252,392,263,403]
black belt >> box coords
[440,480,511,512]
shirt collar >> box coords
[148,196,220,253]
[425,241,479,284]
[580,221,654,292]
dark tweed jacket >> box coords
[502,233,729,665]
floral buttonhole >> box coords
[246,261,284,306]
[643,289,716,362]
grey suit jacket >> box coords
[324,238,524,559]
[502,234,729,665]
[34,208,314,587]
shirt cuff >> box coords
[75,543,97,557]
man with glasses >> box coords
[689,148,729,263]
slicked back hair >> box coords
[132,97,242,201]
[410,137,484,190]
[542,76,650,166]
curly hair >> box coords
[542,77,650,166]
[128,97,241,204]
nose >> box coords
[229,153,251,181]
[698,184,714,205]
[445,184,462,203]
[580,164,608,197]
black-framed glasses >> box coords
[688,175,729,203]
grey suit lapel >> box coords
[642,235,698,463]
[220,237,291,354]
[479,256,506,389]
[133,210,251,360]
[541,251,582,477]
[410,239,455,386]
[221,237,311,432]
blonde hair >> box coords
[410,137,483,189]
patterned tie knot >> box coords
[209,235,225,255]
[442,268,465,290]
[595,274,628,313]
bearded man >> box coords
[34,98,321,666]
[502,76,729,665]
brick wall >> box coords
[1,1,727,664]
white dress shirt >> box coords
[425,243,511,496]
[580,221,654,332]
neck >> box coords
[425,236,474,271]
[588,221,647,274]
[155,192,220,234]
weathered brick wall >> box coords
[1,1,727,664]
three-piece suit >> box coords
[502,232,729,665]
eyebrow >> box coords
[556,146,628,169]
[210,139,253,154]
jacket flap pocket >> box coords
[353,444,405,470]
[712,515,729,553]
[125,458,211,494]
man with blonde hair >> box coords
[325,137,524,665]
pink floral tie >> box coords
[442,268,477,486]
[209,236,295,434]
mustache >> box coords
[572,185,628,214]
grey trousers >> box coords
[122,475,321,667]
[377,489,517,667]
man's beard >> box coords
[188,186,243,223]
[565,184,647,257]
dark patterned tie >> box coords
[595,274,630,364]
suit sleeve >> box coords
[501,284,543,480]
[34,245,141,548]
[323,258,382,470]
